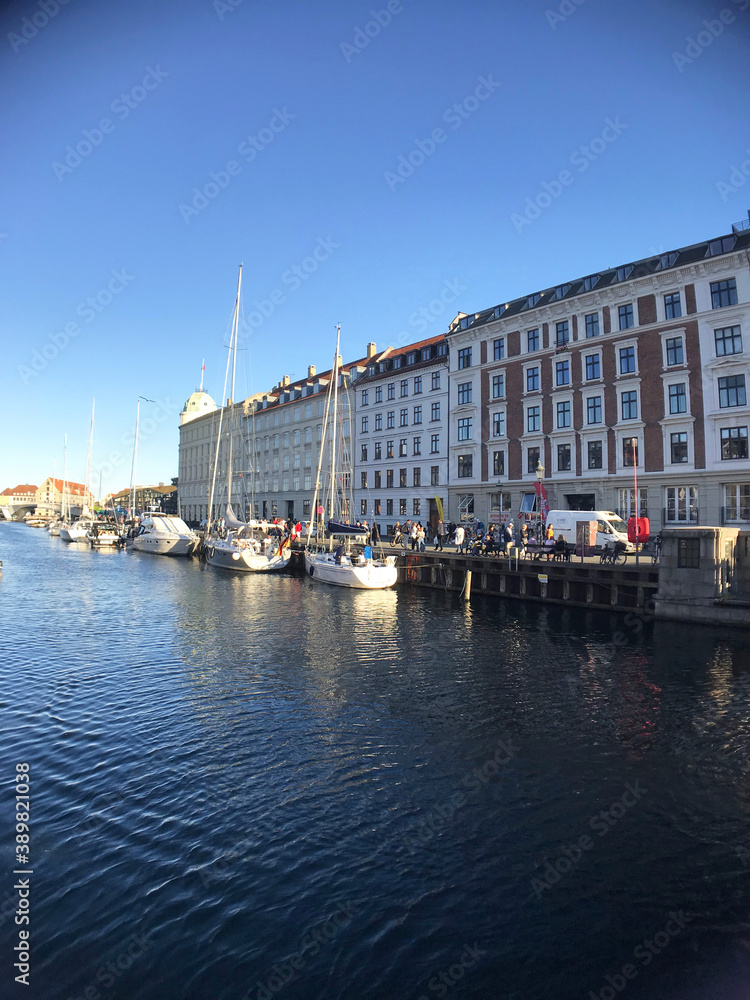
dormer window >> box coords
[367,365,375,376]
[555,283,570,299]
[493,305,504,318]
[421,347,431,361]
[582,275,599,291]
[527,292,541,308]
[659,251,679,269]
[436,343,447,356]
[394,356,402,368]
[459,316,471,330]
[707,236,736,257]
[407,352,417,365]
[616,265,634,282]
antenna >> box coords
[200,358,205,392]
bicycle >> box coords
[600,541,628,565]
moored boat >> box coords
[132,513,198,557]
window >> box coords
[527,329,539,352]
[458,417,472,441]
[555,360,570,386]
[670,432,688,463]
[430,434,439,453]
[678,538,700,568]
[431,466,439,486]
[375,386,383,403]
[719,375,746,408]
[493,338,505,360]
[492,374,504,399]
[618,304,634,330]
[375,413,382,431]
[374,442,381,460]
[394,357,402,369]
[708,236,736,256]
[526,366,540,392]
[413,498,421,516]
[619,346,636,374]
[585,354,601,380]
[711,278,738,308]
[400,379,409,397]
[616,265,633,282]
[668,383,687,414]
[556,283,570,299]
[386,499,393,515]
[361,390,369,406]
[399,439,408,457]
[721,426,748,460]
[387,383,395,400]
[715,325,743,357]
[361,445,367,462]
[457,382,472,405]
[585,313,599,339]
[374,499,381,515]
[413,376,422,394]
[557,443,571,471]
[361,416,368,433]
[587,396,602,424]
[557,400,571,428]
[623,437,638,466]
[493,450,505,476]
[413,467,421,487]
[458,454,473,478]
[458,347,472,369]
[667,485,698,523]
[386,440,394,458]
[621,391,638,420]
[527,446,540,473]
[399,408,408,427]
[555,320,569,347]
[431,402,440,421]
[386,469,394,487]
[492,412,505,437]
[527,292,541,308]
[385,411,394,429]
[400,499,407,516]
[664,292,681,319]
[583,275,599,291]
[725,484,750,521]
[374,471,381,488]
[588,440,602,469]
[666,337,684,366]
[618,487,648,519]
[413,436,421,455]
[431,372,440,390]
[527,406,540,432]
[413,405,422,424]
[361,472,368,489]
[399,468,407,487]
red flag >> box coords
[534,481,550,521]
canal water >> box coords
[1,522,749,1000]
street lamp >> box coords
[536,458,545,541]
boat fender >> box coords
[308,566,314,577]
[208,546,215,559]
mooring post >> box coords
[464,569,472,600]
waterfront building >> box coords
[446,217,750,530]
[109,483,178,513]
[0,484,38,520]
[352,334,450,534]
[35,477,94,515]
[177,345,385,525]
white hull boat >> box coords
[60,520,95,543]
[132,514,198,557]
[88,525,122,547]
[206,534,291,573]
[304,550,397,589]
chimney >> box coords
[366,342,377,358]
[282,374,291,387]
[308,365,316,378]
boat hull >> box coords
[205,539,291,573]
[304,551,397,589]
[59,524,90,543]
[133,535,195,557]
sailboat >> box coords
[204,265,292,574]
[304,326,397,589]
[60,400,98,543]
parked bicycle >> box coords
[600,540,628,565]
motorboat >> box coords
[132,513,198,557]
[87,522,123,548]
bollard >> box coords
[464,569,472,600]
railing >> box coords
[732,217,750,235]
[615,508,649,522]
[662,507,700,525]
[720,505,750,524]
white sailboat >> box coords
[304,325,397,590]
[205,265,292,574]
[60,401,96,544]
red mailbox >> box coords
[627,516,650,545]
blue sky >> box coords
[2,0,749,497]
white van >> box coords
[545,510,634,552]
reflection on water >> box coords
[1,522,750,1000]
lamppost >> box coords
[536,458,545,541]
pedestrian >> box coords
[435,519,444,551]
[410,522,418,551]
[520,522,529,555]
[417,523,426,552]
[371,521,380,544]
[455,524,465,554]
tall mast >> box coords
[85,398,95,512]
[62,433,69,520]
[130,399,140,516]
[207,265,241,529]
[226,264,242,512]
